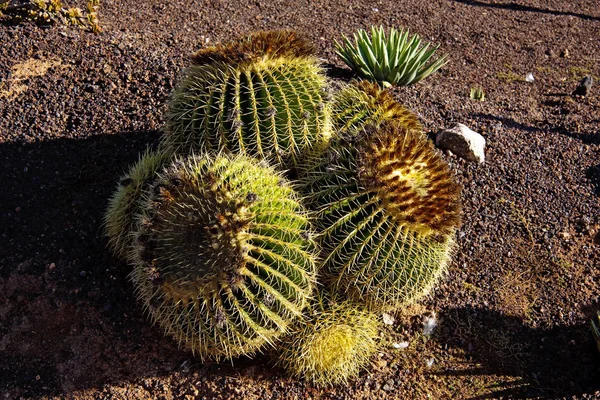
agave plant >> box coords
[335,26,448,87]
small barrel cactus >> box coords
[303,122,461,310]
[163,30,332,171]
[129,153,317,360]
[331,80,422,135]
[277,291,379,386]
[104,149,171,261]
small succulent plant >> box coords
[331,80,422,136]
[104,149,171,261]
[129,153,317,360]
[303,121,461,310]
[163,30,332,172]
[470,86,485,101]
[335,26,448,87]
[277,291,379,386]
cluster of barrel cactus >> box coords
[105,30,461,386]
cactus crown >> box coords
[278,291,379,386]
[355,122,461,237]
[191,30,315,66]
[332,80,422,135]
[310,122,460,238]
[130,153,317,359]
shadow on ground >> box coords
[587,164,600,197]
[452,0,600,21]
[1,133,599,398]
[436,306,600,399]
[473,112,600,145]
[0,132,237,396]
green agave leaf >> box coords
[335,26,447,86]
[413,55,448,84]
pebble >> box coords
[383,379,394,391]
[572,76,593,97]
[423,315,438,336]
[382,312,395,325]
[436,123,486,163]
[48,263,56,271]
[392,341,409,349]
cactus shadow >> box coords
[0,131,225,396]
[587,163,600,197]
[434,306,600,399]
[472,112,600,145]
[322,62,356,82]
[451,0,600,21]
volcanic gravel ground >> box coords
[1,0,599,398]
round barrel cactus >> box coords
[331,80,422,135]
[163,30,332,171]
[129,153,317,360]
[303,122,461,310]
[104,149,171,261]
[277,291,379,386]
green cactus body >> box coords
[277,291,379,386]
[331,80,422,136]
[130,153,317,360]
[163,31,332,171]
[303,122,461,310]
[104,149,171,261]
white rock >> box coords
[436,123,486,163]
[392,341,410,349]
[423,315,438,336]
[526,72,535,82]
[426,357,435,368]
[382,312,395,325]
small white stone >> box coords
[382,312,395,325]
[436,123,486,163]
[423,315,438,336]
[426,357,435,367]
[392,341,409,349]
[526,72,535,82]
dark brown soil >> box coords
[1,0,599,399]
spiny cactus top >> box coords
[357,124,460,236]
[163,30,332,171]
[303,122,461,310]
[277,291,379,386]
[308,122,460,237]
[191,30,315,66]
[130,153,317,360]
[331,80,422,136]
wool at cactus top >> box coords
[191,30,315,66]
[129,153,317,360]
[163,33,332,171]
